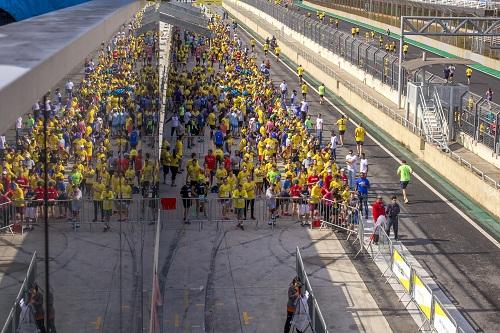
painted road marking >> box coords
[242,311,253,325]
[90,316,102,330]
[237,22,500,249]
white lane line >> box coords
[235,19,500,249]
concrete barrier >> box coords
[224,0,500,219]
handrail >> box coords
[433,88,449,148]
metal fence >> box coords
[242,0,405,91]
[1,252,37,333]
[296,246,329,333]
[368,222,468,333]
[0,198,159,235]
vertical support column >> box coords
[398,17,404,111]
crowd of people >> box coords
[0,7,159,233]
[160,11,410,241]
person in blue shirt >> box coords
[355,172,370,218]
[214,128,224,148]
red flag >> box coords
[161,197,176,210]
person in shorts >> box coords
[232,184,247,230]
[180,181,192,223]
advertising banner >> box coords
[433,300,457,333]
[392,249,411,292]
[411,273,432,319]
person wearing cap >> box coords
[385,195,401,240]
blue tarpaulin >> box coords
[0,0,90,21]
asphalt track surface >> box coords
[233,18,500,332]
[292,1,500,101]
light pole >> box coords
[397,17,404,111]
[43,92,50,333]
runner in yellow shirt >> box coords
[354,122,366,155]
[297,65,304,83]
[336,115,347,146]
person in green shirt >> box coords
[397,160,413,204]
[318,83,326,105]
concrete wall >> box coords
[304,1,500,73]
[458,132,500,169]
[224,0,500,219]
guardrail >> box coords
[296,246,329,333]
[370,225,467,333]
[230,0,500,189]
[1,251,37,333]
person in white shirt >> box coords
[330,131,338,161]
[65,80,74,99]
[316,113,324,147]
[359,152,368,176]
[0,135,5,159]
[171,113,180,137]
[345,150,358,190]
[280,80,288,101]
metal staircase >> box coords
[418,86,449,150]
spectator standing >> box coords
[486,88,493,108]
[16,116,22,144]
[315,113,323,147]
[280,80,288,101]
[345,150,358,190]
[386,195,401,240]
[371,195,386,244]
[355,172,370,218]
[65,79,74,100]
[359,153,368,176]
[284,277,301,333]
[397,160,413,204]
[329,131,338,161]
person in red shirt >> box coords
[323,169,333,190]
[16,174,29,192]
[134,151,143,185]
[204,149,217,185]
[34,181,45,217]
[307,173,319,189]
[289,179,301,217]
[47,180,58,218]
[223,154,231,171]
[371,195,386,244]
[117,154,130,173]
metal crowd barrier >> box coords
[1,251,37,333]
[0,198,159,234]
[369,225,466,333]
[295,246,329,333]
